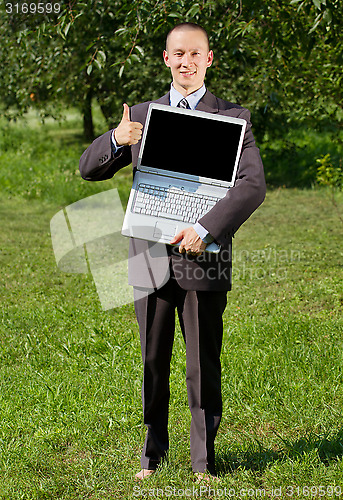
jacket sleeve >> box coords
[79,130,132,181]
[198,108,266,247]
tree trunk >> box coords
[99,102,116,130]
[82,90,94,141]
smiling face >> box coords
[163,28,213,97]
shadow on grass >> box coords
[217,428,343,474]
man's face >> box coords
[163,29,213,96]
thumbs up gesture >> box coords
[114,103,143,146]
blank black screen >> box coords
[141,108,243,182]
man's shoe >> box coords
[135,469,156,480]
[194,472,219,483]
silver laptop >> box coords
[121,103,246,252]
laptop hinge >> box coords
[143,169,176,179]
[142,168,227,188]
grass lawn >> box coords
[0,112,343,499]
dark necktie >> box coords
[177,98,190,109]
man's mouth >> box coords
[180,70,196,76]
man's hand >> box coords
[114,103,143,146]
[170,227,207,256]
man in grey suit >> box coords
[79,22,266,481]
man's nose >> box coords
[181,54,192,66]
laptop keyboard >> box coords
[132,183,220,224]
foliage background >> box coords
[0,0,342,187]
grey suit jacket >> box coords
[79,90,266,291]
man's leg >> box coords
[177,289,227,475]
[134,282,176,470]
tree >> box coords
[0,0,341,143]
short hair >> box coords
[166,23,210,51]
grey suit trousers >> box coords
[134,272,227,474]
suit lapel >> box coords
[155,92,170,105]
[196,90,219,114]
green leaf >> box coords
[86,41,96,51]
[115,27,127,36]
[64,22,71,38]
[186,3,201,18]
[135,45,144,57]
[309,13,322,33]
[97,50,106,65]
[130,54,140,62]
[323,9,332,24]
[94,60,101,70]
[86,64,92,75]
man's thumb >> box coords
[170,231,183,244]
[122,103,130,122]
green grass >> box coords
[1,112,343,498]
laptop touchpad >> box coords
[154,221,177,239]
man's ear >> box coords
[163,50,170,67]
[207,50,214,68]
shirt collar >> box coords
[169,83,206,110]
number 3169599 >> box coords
[6,3,61,14]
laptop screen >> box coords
[141,107,245,183]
